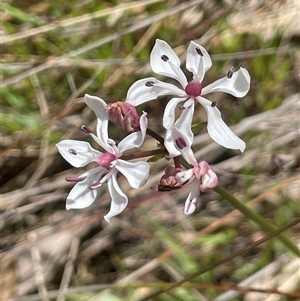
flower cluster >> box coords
[57,39,250,221]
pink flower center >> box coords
[96,152,116,168]
[185,80,202,97]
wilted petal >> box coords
[184,181,200,215]
[203,104,246,152]
[186,41,212,82]
[104,173,128,222]
[116,160,150,189]
[118,112,148,153]
[84,94,109,140]
[202,67,250,97]
[66,171,99,209]
[150,39,187,87]
[56,140,100,167]
[163,97,186,130]
[126,78,184,106]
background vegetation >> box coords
[1,0,299,300]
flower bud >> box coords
[151,166,187,191]
[106,101,140,133]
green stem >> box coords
[213,185,300,256]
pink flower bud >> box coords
[151,166,187,191]
[106,101,140,133]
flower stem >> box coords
[213,185,300,256]
[146,127,165,145]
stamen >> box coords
[161,54,169,61]
[65,176,83,182]
[211,100,217,107]
[145,81,154,87]
[227,67,234,78]
[175,137,187,149]
[196,47,203,56]
[81,125,93,134]
[68,149,77,155]
[89,182,102,189]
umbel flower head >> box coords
[56,94,150,222]
[126,39,251,153]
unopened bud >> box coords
[106,101,140,133]
[151,166,187,191]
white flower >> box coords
[126,39,251,152]
[171,125,218,215]
[56,94,150,222]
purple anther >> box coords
[161,54,169,61]
[196,47,203,56]
[175,137,187,149]
[145,81,155,87]
[68,149,77,155]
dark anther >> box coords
[227,67,234,78]
[81,125,93,134]
[68,149,77,155]
[211,101,217,107]
[161,54,169,61]
[145,81,154,87]
[175,137,187,149]
[196,47,203,56]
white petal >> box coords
[66,172,99,209]
[126,77,185,106]
[176,169,194,183]
[150,39,187,87]
[202,67,250,97]
[118,112,148,153]
[203,104,246,152]
[186,41,212,82]
[164,129,181,158]
[175,102,195,146]
[171,126,197,165]
[84,94,109,141]
[104,174,128,222]
[56,140,100,167]
[184,181,200,215]
[116,160,150,189]
[163,97,186,130]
